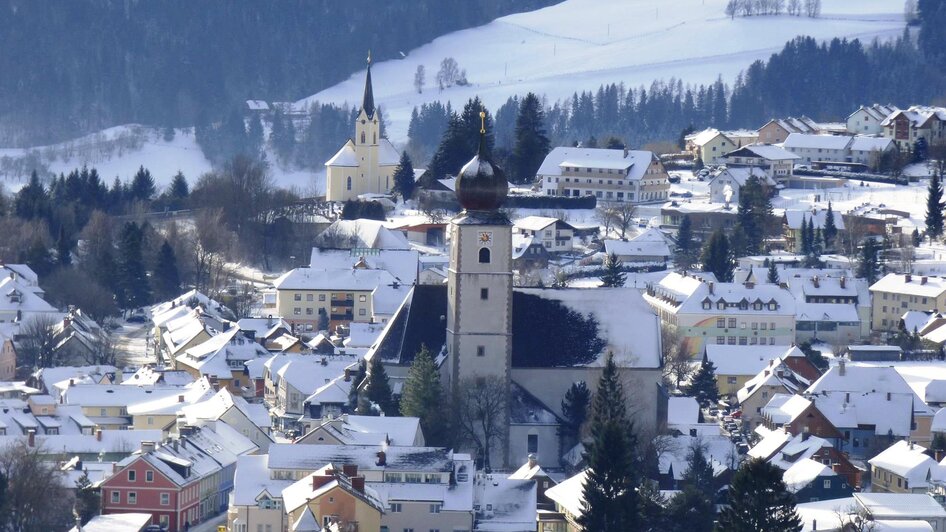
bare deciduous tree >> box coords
[436,57,461,90]
[596,203,617,238]
[18,313,60,369]
[413,65,425,94]
[453,376,508,472]
[0,441,75,531]
[787,0,802,15]
[661,325,694,391]
[613,202,637,240]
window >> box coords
[727,376,737,384]
[761,322,767,330]
[111,491,120,503]
[738,337,747,345]
[127,492,137,505]
[770,322,776,330]
[390,503,402,513]
[481,288,489,300]
[528,434,539,454]
[306,308,313,315]
[359,309,367,316]
[405,473,423,483]
[477,346,485,357]
[347,177,352,191]
[294,293,302,301]
[728,318,737,328]
[728,336,736,345]
[293,308,301,315]
[319,294,326,301]
[160,492,170,506]
[430,503,442,513]
[716,318,725,328]
[359,294,367,302]
[823,480,831,489]
[479,248,491,263]
[146,470,153,482]
[128,470,136,482]
[716,336,725,345]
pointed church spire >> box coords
[362,50,375,119]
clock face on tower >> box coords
[479,231,493,246]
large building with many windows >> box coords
[868,273,946,332]
[537,146,670,204]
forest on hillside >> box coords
[0,0,558,146]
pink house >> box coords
[101,442,202,532]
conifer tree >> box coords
[687,358,719,408]
[701,229,734,282]
[767,260,780,284]
[270,108,296,162]
[674,215,697,271]
[170,171,189,200]
[857,238,881,285]
[428,113,469,180]
[365,355,396,416]
[116,222,151,309]
[152,240,181,301]
[510,92,551,183]
[717,458,802,532]
[560,381,590,441]
[74,471,100,525]
[600,253,626,287]
[56,226,72,267]
[129,166,156,202]
[247,114,265,157]
[399,345,448,445]
[667,444,716,532]
[579,352,640,531]
[348,360,366,411]
[392,151,416,200]
[926,171,945,241]
[13,171,49,220]
[823,202,838,250]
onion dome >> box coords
[456,111,507,211]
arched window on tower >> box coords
[373,133,376,144]
[361,132,366,144]
[478,248,491,264]
[346,176,352,191]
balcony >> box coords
[330,299,354,307]
[331,313,354,321]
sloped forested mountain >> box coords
[0,0,558,146]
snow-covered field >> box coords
[302,0,905,142]
[0,0,904,190]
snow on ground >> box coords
[301,0,905,142]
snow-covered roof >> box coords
[123,366,194,387]
[277,356,360,397]
[881,106,946,128]
[514,215,570,232]
[667,396,700,426]
[709,166,775,187]
[704,345,800,377]
[274,267,398,292]
[537,147,655,181]
[869,441,938,488]
[176,328,270,378]
[783,457,836,493]
[310,248,419,284]
[604,230,673,259]
[125,377,214,416]
[748,427,792,460]
[0,277,57,315]
[67,513,153,532]
[726,143,800,161]
[870,274,946,298]
[813,390,913,437]
[232,454,292,506]
[685,128,729,146]
[150,289,233,324]
[314,219,411,250]
[850,135,893,152]
[649,272,796,316]
[736,358,809,404]
[783,133,853,151]
[855,492,946,519]
[267,443,454,474]
[325,138,399,168]
[62,383,186,408]
[473,475,537,531]
[545,469,587,517]
[245,100,269,111]
[762,393,812,426]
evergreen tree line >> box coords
[407,30,944,176]
[0,0,558,146]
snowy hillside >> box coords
[301,0,905,142]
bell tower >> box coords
[446,110,512,389]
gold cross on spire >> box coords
[479,109,486,134]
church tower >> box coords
[324,51,397,202]
[446,110,513,389]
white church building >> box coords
[324,56,400,202]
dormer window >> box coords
[717,301,725,310]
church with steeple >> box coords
[324,53,400,202]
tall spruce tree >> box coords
[428,112,469,179]
[857,238,881,285]
[717,458,802,532]
[152,240,181,301]
[56,226,72,267]
[667,443,716,532]
[560,381,590,441]
[399,345,448,445]
[14,171,49,220]
[129,166,156,202]
[116,222,151,309]
[926,171,945,241]
[674,215,697,271]
[823,202,838,250]
[701,229,734,282]
[767,260,780,284]
[735,176,772,255]
[348,360,366,411]
[687,358,719,408]
[579,352,640,531]
[392,151,416,200]
[169,171,189,205]
[510,92,551,183]
[365,355,396,416]
[600,253,627,287]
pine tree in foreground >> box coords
[767,260,780,284]
[674,214,697,271]
[927,171,945,242]
[823,202,838,250]
[579,352,640,531]
[716,458,802,532]
[600,253,626,287]
[700,229,734,282]
[364,355,396,416]
[399,344,448,445]
[392,151,416,200]
[688,357,719,408]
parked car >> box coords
[127,315,147,324]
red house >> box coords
[101,441,202,532]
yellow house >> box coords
[685,129,736,165]
[869,441,938,494]
[869,273,946,332]
[702,344,796,398]
[281,465,383,531]
[173,328,270,397]
[325,57,400,202]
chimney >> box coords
[812,276,819,289]
[936,450,944,462]
[376,450,387,466]
[708,282,714,295]
[802,432,810,441]
[838,358,846,377]
[909,441,914,450]
[69,378,74,387]
[76,459,83,471]
[342,464,358,478]
[623,147,629,158]
[923,276,929,285]
[845,392,850,404]
[95,429,102,441]
[764,370,770,377]
[178,395,185,403]
[887,392,892,401]
[528,453,537,469]
[344,368,351,382]
[745,281,755,289]
[840,276,846,289]
[351,476,366,494]
[27,429,35,447]
[312,474,334,491]
[62,316,71,329]
[906,274,912,283]
[141,441,156,453]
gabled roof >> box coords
[314,219,410,250]
[783,133,852,151]
[869,441,937,487]
[724,143,800,161]
[514,215,573,232]
[785,208,846,231]
[273,267,398,292]
[709,166,776,187]
[537,147,656,181]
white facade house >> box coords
[538,147,670,204]
[783,133,895,168]
[720,144,800,183]
[847,104,897,135]
[513,216,575,254]
[707,166,775,205]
